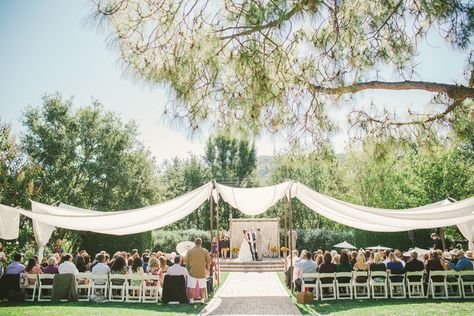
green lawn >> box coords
[277,272,474,316]
[0,272,229,316]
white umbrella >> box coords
[176,241,195,256]
[334,241,357,249]
[403,247,430,257]
[366,245,393,250]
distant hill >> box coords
[257,155,274,180]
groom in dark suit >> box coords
[248,230,256,261]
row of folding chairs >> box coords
[24,273,162,303]
[301,270,474,300]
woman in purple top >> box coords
[43,257,59,274]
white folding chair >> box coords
[335,272,353,300]
[406,271,425,298]
[446,270,462,299]
[90,274,109,298]
[37,274,55,301]
[388,273,406,299]
[109,274,127,302]
[369,271,388,299]
[24,274,38,301]
[427,270,447,299]
[142,274,161,303]
[301,273,319,300]
[76,272,91,301]
[352,271,370,299]
[126,274,143,302]
[318,273,336,300]
[459,270,474,298]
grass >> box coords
[0,272,229,316]
[276,272,474,315]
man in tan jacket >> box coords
[184,238,211,304]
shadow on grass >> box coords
[297,298,474,315]
[0,301,201,314]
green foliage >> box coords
[291,228,355,253]
[78,232,152,256]
[20,94,161,252]
[151,229,211,253]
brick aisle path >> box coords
[200,272,301,316]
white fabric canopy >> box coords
[1,180,473,251]
[215,181,292,215]
[0,204,20,240]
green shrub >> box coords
[281,228,355,252]
[78,231,153,255]
[151,229,211,253]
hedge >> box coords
[151,229,211,253]
[78,231,153,255]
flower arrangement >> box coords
[231,247,240,252]
[280,247,289,252]
[270,246,279,253]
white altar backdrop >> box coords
[229,218,280,257]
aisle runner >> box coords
[200,272,301,316]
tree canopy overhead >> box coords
[93,0,473,143]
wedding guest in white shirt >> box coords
[58,253,79,274]
[91,254,110,285]
[165,256,188,277]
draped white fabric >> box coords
[0,180,473,251]
[294,182,474,229]
[215,181,292,215]
[0,204,20,240]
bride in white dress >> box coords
[236,229,253,261]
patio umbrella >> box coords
[176,241,195,256]
[403,247,430,257]
[366,245,393,250]
[333,241,357,249]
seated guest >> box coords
[294,251,317,292]
[58,253,78,275]
[43,256,59,274]
[336,251,352,284]
[318,252,336,283]
[166,256,188,277]
[5,253,25,275]
[40,258,48,269]
[353,252,369,282]
[91,254,111,285]
[25,257,43,284]
[146,257,161,286]
[386,253,404,282]
[130,257,144,287]
[314,254,323,272]
[142,254,150,272]
[350,251,358,267]
[367,251,375,265]
[332,254,340,265]
[82,253,91,271]
[383,250,391,265]
[448,250,474,280]
[76,255,87,273]
[369,253,386,272]
[394,249,405,267]
[425,251,446,282]
[403,251,424,281]
[110,255,127,274]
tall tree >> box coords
[21,94,161,253]
[94,0,474,142]
[0,121,41,255]
[204,133,257,224]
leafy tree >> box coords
[204,133,257,225]
[21,94,161,254]
[0,121,41,256]
[157,155,211,230]
[268,146,346,229]
[94,0,474,142]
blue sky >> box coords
[0,1,470,162]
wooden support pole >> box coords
[289,191,294,292]
[215,187,220,285]
[283,200,288,271]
